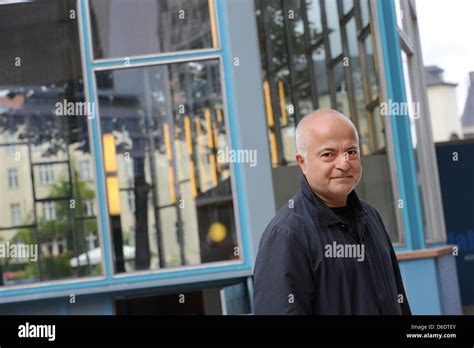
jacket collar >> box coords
[300,175,368,227]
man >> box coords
[253,109,411,315]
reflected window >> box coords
[5,135,15,154]
[8,168,18,189]
[0,0,102,286]
[43,202,57,222]
[90,0,217,59]
[79,160,91,181]
[96,59,240,274]
[39,164,55,185]
[10,204,21,226]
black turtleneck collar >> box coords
[300,175,368,227]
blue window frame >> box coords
[0,0,252,300]
[376,0,425,252]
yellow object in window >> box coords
[208,222,227,243]
[103,133,117,173]
[106,176,121,216]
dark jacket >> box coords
[253,176,411,315]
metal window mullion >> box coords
[368,2,383,105]
[398,29,415,56]
[78,0,114,279]
[282,0,303,124]
[300,0,320,110]
[336,0,361,130]
[354,0,376,152]
[320,0,338,108]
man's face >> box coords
[297,117,362,206]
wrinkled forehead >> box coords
[306,117,359,148]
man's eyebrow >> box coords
[345,145,358,151]
[316,147,336,155]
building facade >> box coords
[0,0,462,315]
[425,65,464,142]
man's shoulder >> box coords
[261,193,312,242]
[359,198,382,218]
[358,198,388,234]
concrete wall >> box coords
[427,85,464,142]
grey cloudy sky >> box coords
[416,0,474,115]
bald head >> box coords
[295,109,359,158]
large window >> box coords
[95,59,239,274]
[0,0,102,286]
[256,0,402,243]
[89,0,218,59]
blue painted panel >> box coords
[399,258,441,314]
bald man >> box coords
[253,109,411,315]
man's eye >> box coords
[345,150,358,157]
[322,153,333,158]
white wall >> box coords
[427,84,464,142]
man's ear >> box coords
[296,153,307,175]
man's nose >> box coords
[335,153,350,171]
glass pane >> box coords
[345,17,365,128]
[306,0,324,45]
[262,0,287,67]
[372,103,386,152]
[333,62,351,116]
[90,0,216,59]
[394,0,404,29]
[359,0,370,27]
[342,0,354,14]
[287,0,308,83]
[255,4,267,68]
[364,36,379,101]
[277,69,296,163]
[297,82,313,116]
[312,45,332,109]
[325,0,342,59]
[96,59,240,274]
[0,0,102,286]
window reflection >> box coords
[306,0,323,45]
[96,60,239,273]
[256,0,401,243]
[0,0,101,286]
[90,0,216,59]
